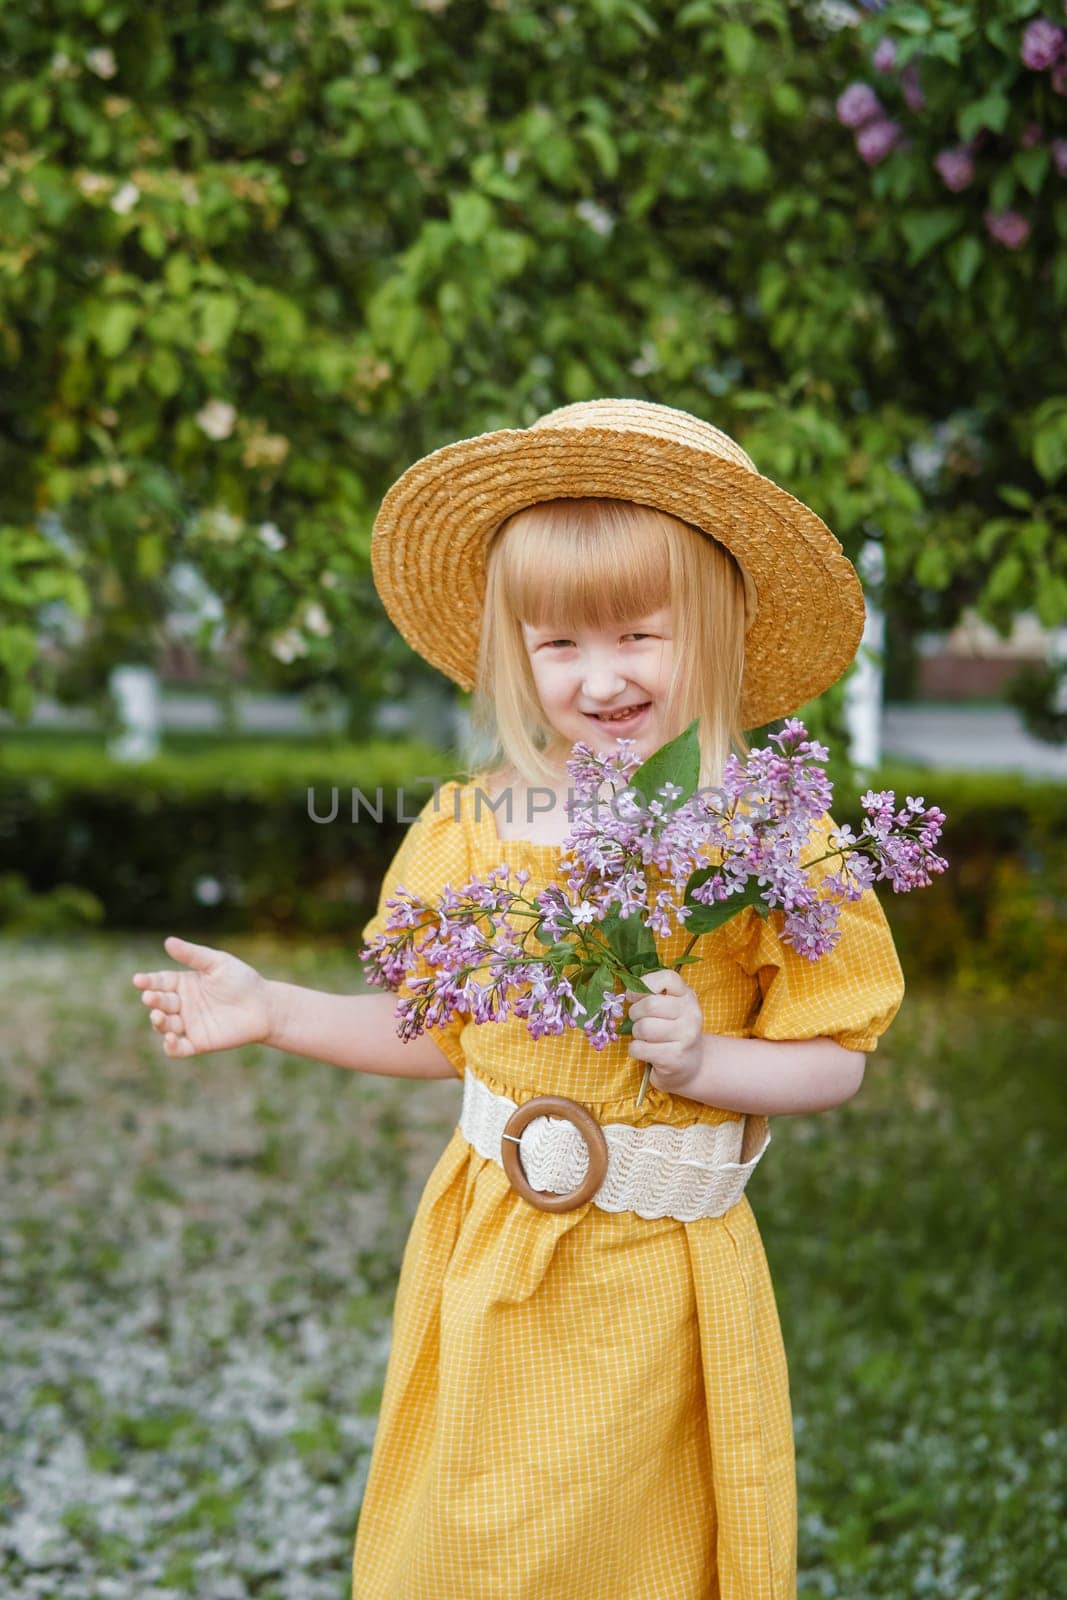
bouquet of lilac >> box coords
[360,717,948,1107]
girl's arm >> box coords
[628,969,866,1115]
[665,1033,866,1116]
[265,982,459,1080]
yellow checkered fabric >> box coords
[352,778,905,1599]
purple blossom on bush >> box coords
[1020,121,1045,148]
[1053,58,1067,93]
[1021,18,1066,71]
[900,61,924,113]
[983,208,1032,248]
[360,719,949,1105]
[836,81,883,129]
[1052,137,1067,176]
[934,147,975,192]
[872,37,896,73]
[857,117,902,165]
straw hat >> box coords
[370,397,866,730]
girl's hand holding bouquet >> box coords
[621,969,708,1099]
[361,717,948,1107]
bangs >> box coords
[467,493,750,794]
[492,498,674,633]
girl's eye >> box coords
[540,632,656,649]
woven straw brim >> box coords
[370,424,866,731]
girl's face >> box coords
[521,607,675,773]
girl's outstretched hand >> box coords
[131,935,273,1058]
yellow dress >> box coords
[352,777,905,1600]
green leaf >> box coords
[975,519,1008,561]
[450,191,492,245]
[1034,574,1067,628]
[722,22,756,72]
[199,294,240,352]
[136,533,166,579]
[770,83,803,119]
[628,716,701,813]
[580,123,618,180]
[147,346,183,398]
[915,544,953,588]
[1033,414,1067,485]
[988,165,1016,213]
[405,332,449,395]
[958,93,1010,143]
[1055,252,1067,309]
[620,1,659,38]
[1014,146,1050,198]
[138,223,167,259]
[984,552,1023,604]
[945,235,982,291]
[677,0,716,23]
[598,907,659,972]
[915,543,952,589]
[487,230,530,281]
[95,302,140,358]
[899,209,962,266]
[893,4,932,33]
[573,963,613,1019]
[1019,519,1049,557]
[924,30,961,66]
[164,253,195,296]
[682,874,770,936]
[531,132,575,186]
[384,301,420,362]
[996,485,1034,512]
[437,281,465,319]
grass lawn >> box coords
[0,933,1063,1599]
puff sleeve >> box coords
[721,810,906,1053]
[358,781,471,1079]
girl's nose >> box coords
[581,657,629,699]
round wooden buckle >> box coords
[500,1095,609,1214]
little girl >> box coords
[132,399,906,1600]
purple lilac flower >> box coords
[1054,59,1067,93]
[857,118,902,165]
[1021,19,1066,71]
[1053,138,1067,176]
[934,147,975,192]
[836,82,883,129]
[900,62,924,112]
[983,208,1031,248]
[1020,122,1045,148]
[872,37,896,73]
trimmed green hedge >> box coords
[835,764,1066,1004]
[0,736,460,938]
[1,739,1064,1000]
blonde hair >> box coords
[457,497,752,797]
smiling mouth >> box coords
[585,702,651,725]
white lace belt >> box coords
[458,1068,771,1222]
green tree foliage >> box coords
[0,0,1064,721]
